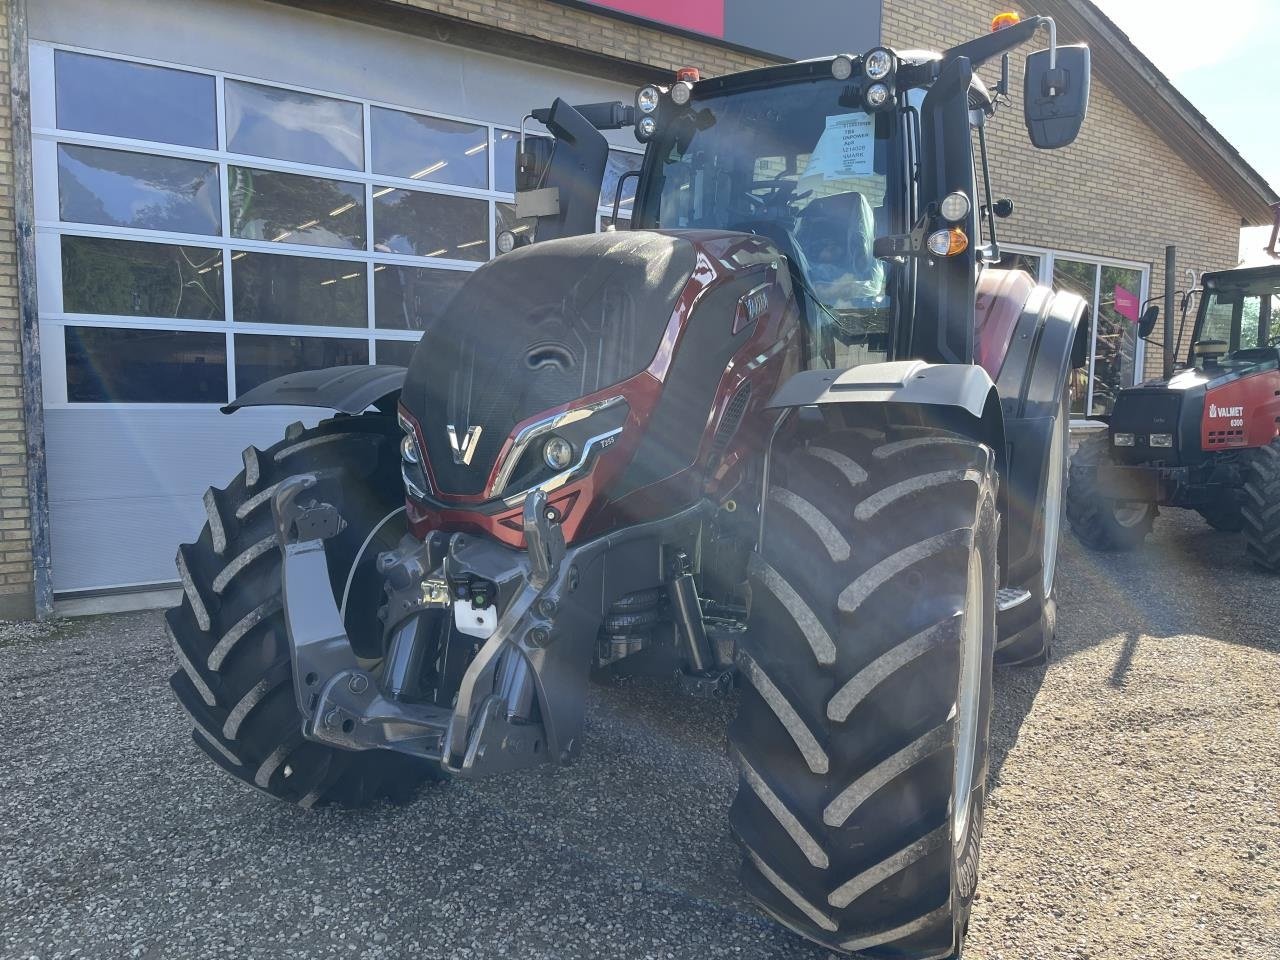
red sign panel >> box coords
[1114,284,1139,322]
[585,0,725,35]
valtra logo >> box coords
[1209,403,1245,419]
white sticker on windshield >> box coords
[807,113,876,179]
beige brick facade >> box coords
[884,0,1245,383]
[0,2,33,620]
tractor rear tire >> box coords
[996,390,1069,668]
[728,426,998,958]
[1196,504,1245,532]
[167,413,435,808]
[1066,433,1156,551]
[1241,439,1280,571]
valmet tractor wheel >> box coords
[1066,433,1156,551]
[728,426,998,959]
[167,413,434,807]
[1242,438,1280,572]
[996,389,1069,667]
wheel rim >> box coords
[952,557,986,850]
[1112,503,1149,527]
[1042,406,1068,597]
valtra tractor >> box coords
[1067,205,1280,569]
[169,14,1092,957]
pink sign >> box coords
[580,0,725,35]
[1114,284,1139,323]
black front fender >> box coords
[221,364,406,416]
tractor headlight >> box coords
[670,80,693,106]
[543,436,575,471]
[865,82,891,109]
[831,55,854,80]
[1113,432,1136,447]
[636,115,658,140]
[496,230,517,255]
[940,191,971,224]
[863,48,894,80]
[398,414,430,500]
[637,86,661,114]
[1149,433,1174,448]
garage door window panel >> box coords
[54,51,217,149]
[371,108,488,189]
[225,80,364,171]
[229,166,365,249]
[62,235,225,320]
[234,333,369,394]
[1054,258,1099,416]
[232,252,367,327]
[58,144,221,235]
[374,264,467,331]
[376,338,420,367]
[373,188,488,261]
[64,326,228,403]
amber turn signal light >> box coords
[926,227,970,257]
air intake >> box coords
[709,382,752,462]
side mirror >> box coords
[1024,44,1091,149]
[516,138,555,193]
[1138,305,1159,340]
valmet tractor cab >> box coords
[1067,214,1280,570]
[168,14,1091,958]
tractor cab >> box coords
[1185,264,1280,372]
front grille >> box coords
[708,383,752,463]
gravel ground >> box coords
[2,510,1278,960]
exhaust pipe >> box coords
[1164,244,1177,380]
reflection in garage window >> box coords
[58,144,221,235]
[375,338,420,367]
[229,166,365,250]
[373,264,468,330]
[372,187,488,261]
[64,326,227,402]
[1094,264,1143,417]
[234,333,368,394]
[371,108,488,189]
[494,201,537,250]
[225,80,364,171]
[62,235,224,320]
[232,252,366,327]
[54,50,217,149]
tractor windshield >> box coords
[1196,268,1280,356]
[638,78,899,367]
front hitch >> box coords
[272,475,708,778]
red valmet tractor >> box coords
[169,15,1091,958]
[1068,209,1280,568]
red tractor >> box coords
[169,16,1091,958]
[1068,208,1280,568]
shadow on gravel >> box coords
[989,661,1047,788]
[1055,510,1280,671]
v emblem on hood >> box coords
[446,424,483,465]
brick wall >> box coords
[883,0,1243,383]
[0,3,32,620]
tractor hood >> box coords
[401,231,697,496]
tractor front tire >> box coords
[1066,434,1155,551]
[728,426,998,958]
[167,413,435,808]
[1241,439,1280,571]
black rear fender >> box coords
[221,364,406,416]
[994,288,1089,572]
[766,360,1010,575]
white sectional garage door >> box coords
[28,0,640,594]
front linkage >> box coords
[273,472,710,776]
